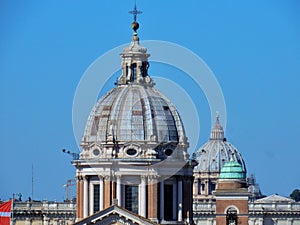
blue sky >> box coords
[0,0,299,201]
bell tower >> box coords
[214,156,249,225]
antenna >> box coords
[129,0,142,22]
[31,164,34,200]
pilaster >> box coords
[83,176,89,218]
[139,175,147,217]
[89,180,94,215]
[116,175,122,207]
[148,175,158,221]
[99,175,104,211]
[76,175,83,220]
[104,176,111,208]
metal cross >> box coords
[129,0,142,22]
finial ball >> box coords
[131,21,139,32]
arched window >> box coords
[226,207,238,225]
[130,63,137,81]
[141,61,149,76]
[126,65,129,77]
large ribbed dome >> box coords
[83,84,185,144]
[80,29,189,161]
[194,115,246,173]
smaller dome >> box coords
[219,158,246,179]
[193,115,246,173]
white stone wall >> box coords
[12,202,75,225]
[194,201,300,225]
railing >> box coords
[193,200,216,213]
[193,200,300,214]
[248,202,300,212]
[13,201,76,211]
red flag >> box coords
[0,200,12,225]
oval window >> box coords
[93,149,100,156]
[126,148,137,156]
[165,149,173,156]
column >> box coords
[160,180,164,220]
[80,178,84,218]
[89,181,94,215]
[104,176,111,208]
[148,176,158,221]
[172,180,177,220]
[139,176,147,217]
[111,178,116,200]
[136,61,142,80]
[116,175,122,206]
[99,176,104,211]
[76,176,82,220]
[177,178,183,222]
[83,176,88,218]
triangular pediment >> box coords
[74,205,157,225]
[255,194,295,203]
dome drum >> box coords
[80,140,188,161]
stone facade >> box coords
[193,195,300,225]
[14,197,299,225]
[12,201,76,225]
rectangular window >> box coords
[93,184,100,213]
[211,183,216,192]
[125,185,138,214]
[164,184,173,220]
[197,178,201,195]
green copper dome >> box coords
[219,158,246,179]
